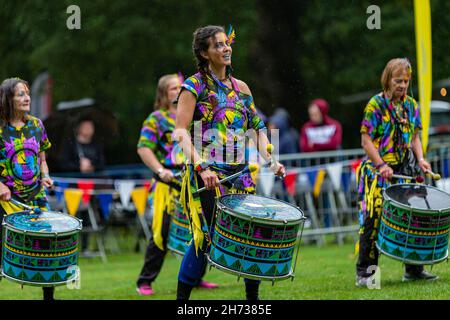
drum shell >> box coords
[376,185,450,265]
[167,200,191,255]
[1,212,81,286]
[209,195,304,280]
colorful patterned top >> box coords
[0,115,51,202]
[360,93,421,165]
[137,108,184,170]
[181,71,266,191]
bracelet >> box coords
[194,159,210,172]
[156,167,164,175]
[418,157,425,163]
[41,173,50,179]
[375,162,386,170]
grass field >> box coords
[0,238,448,300]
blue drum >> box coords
[377,184,450,265]
[1,211,82,286]
[167,199,191,255]
[208,194,305,281]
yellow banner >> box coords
[313,169,326,199]
[64,189,83,216]
[414,0,432,154]
[131,187,149,217]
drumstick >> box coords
[266,143,285,178]
[194,164,259,195]
[9,198,41,214]
[376,172,424,183]
[425,169,441,181]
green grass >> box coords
[0,239,448,300]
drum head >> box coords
[4,211,81,234]
[385,184,450,211]
[217,194,303,222]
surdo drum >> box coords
[376,184,450,265]
[207,194,305,281]
[1,210,82,286]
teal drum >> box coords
[167,199,191,255]
[377,184,450,265]
[1,211,82,286]
[208,194,305,281]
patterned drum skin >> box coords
[208,194,305,281]
[167,200,191,255]
[376,184,450,265]
[1,211,82,286]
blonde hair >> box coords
[153,74,178,110]
[380,58,412,91]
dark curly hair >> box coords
[0,78,30,124]
[192,25,226,74]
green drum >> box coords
[167,199,191,255]
[377,184,450,265]
[1,211,82,286]
[208,194,305,281]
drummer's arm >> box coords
[173,90,203,164]
[39,152,53,188]
[361,133,392,178]
[411,133,431,172]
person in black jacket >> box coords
[60,117,105,173]
[59,116,106,254]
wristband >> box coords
[194,159,209,172]
[418,158,425,163]
[41,173,50,179]
[375,162,386,170]
[156,167,164,175]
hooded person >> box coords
[300,99,342,152]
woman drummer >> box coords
[0,78,55,300]
[135,73,218,296]
[174,25,285,300]
[356,58,437,286]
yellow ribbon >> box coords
[0,201,25,215]
[180,164,204,255]
[152,181,172,251]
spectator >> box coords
[59,116,106,255]
[268,108,300,155]
[60,117,105,173]
[300,99,342,152]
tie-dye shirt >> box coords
[137,108,184,169]
[360,93,421,165]
[181,72,266,191]
[0,115,51,200]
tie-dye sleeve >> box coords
[360,97,381,139]
[246,95,266,131]
[412,98,422,134]
[137,114,158,151]
[181,75,203,100]
[38,118,51,152]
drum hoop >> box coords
[0,270,78,287]
[2,212,82,236]
[383,183,450,215]
[216,195,305,225]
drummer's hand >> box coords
[271,161,286,178]
[418,158,431,173]
[42,177,54,189]
[158,168,174,183]
[0,182,11,201]
[199,168,220,190]
[379,164,393,179]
